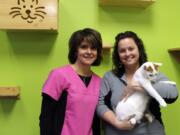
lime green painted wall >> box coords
[0,0,179,134]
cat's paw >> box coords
[159,100,167,107]
[130,118,136,125]
[145,113,154,123]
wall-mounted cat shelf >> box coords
[103,45,112,50]
[103,44,113,52]
[0,86,20,99]
[99,0,155,8]
[168,48,180,63]
[0,0,58,32]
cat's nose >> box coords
[26,10,31,14]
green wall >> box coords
[0,0,179,134]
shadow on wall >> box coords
[6,32,58,56]
[102,50,112,65]
[0,99,17,117]
[168,53,180,77]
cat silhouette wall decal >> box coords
[9,0,47,23]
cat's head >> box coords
[143,62,162,80]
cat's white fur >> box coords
[115,62,175,124]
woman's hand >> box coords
[115,115,135,130]
[102,111,135,131]
[121,80,144,101]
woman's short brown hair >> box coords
[68,28,102,66]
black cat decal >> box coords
[9,0,47,23]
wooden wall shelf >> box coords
[103,44,113,52]
[168,48,180,63]
[0,0,58,32]
[99,0,155,8]
[0,86,20,99]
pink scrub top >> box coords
[42,65,101,135]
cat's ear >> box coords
[144,65,147,71]
[17,0,25,5]
[32,0,38,4]
[153,62,162,66]
[153,62,162,71]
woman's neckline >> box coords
[70,64,93,77]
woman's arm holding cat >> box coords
[121,80,145,101]
[152,73,178,103]
[96,72,134,130]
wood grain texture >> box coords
[0,0,58,31]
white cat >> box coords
[115,62,176,124]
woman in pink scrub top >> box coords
[39,28,102,135]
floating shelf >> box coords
[103,44,113,52]
[99,0,155,8]
[0,86,20,99]
[168,48,180,63]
